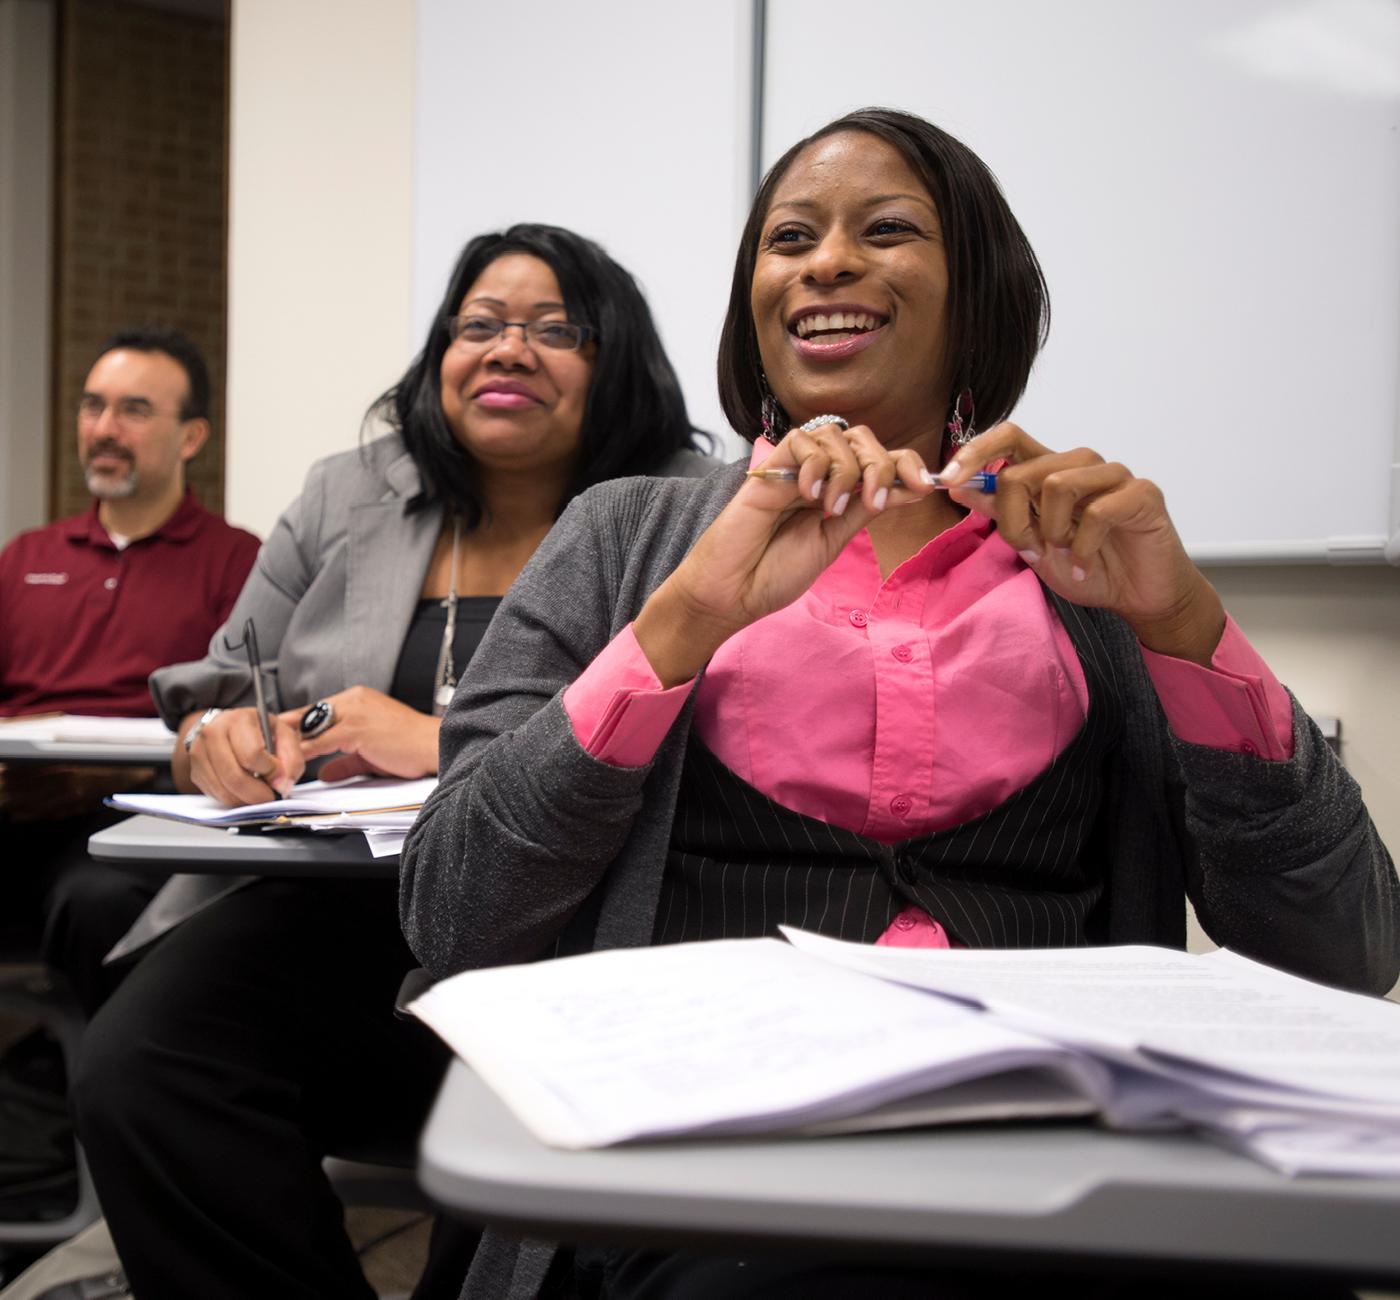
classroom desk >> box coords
[88,814,396,878]
[419,1061,1400,1286]
[0,735,172,766]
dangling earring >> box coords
[759,375,787,444]
[946,388,977,447]
[760,394,782,442]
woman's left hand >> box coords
[279,686,440,782]
[940,422,1225,665]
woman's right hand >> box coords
[634,420,937,685]
[177,706,304,806]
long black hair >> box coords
[371,223,710,525]
[718,108,1049,443]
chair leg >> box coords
[0,966,102,1248]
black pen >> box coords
[240,617,282,801]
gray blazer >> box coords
[150,433,714,724]
[123,435,715,962]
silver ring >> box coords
[299,699,335,739]
[799,414,849,433]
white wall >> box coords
[0,0,54,542]
[226,3,1400,873]
[412,0,752,457]
[225,0,416,539]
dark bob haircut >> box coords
[718,107,1050,443]
[95,325,211,422]
[371,223,709,526]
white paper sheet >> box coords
[780,929,1400,1112]
[1194,1105,1400,1177]
[110,776,435,826]
[362,830,408,858]
[409,938,1107,1150]
[412,930,1400,1172]
[0,713,174,747]
[301,811,415,857]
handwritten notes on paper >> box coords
[410,932,1400,1176]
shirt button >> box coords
[889,794,912,818]
[893,913,917,931]
[1241,740,1258,756]
[848,609,868,628]
[891,644,913,662]
[103,577,117,591]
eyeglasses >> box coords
[77,395,184,427]
[445,315,594,352]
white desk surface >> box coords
[88,813,395,878]
[420,1062,1400,1284]
[0,736,172,765]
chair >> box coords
[0,964,101,1248]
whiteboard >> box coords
[763,0,1400,564]
[413,0,754,459]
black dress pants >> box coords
[2,810,161,1015]
[74,876,451,1300]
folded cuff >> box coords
[1141,615,1293,761]
[562,622,693,768]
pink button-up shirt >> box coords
[564,442,1294,946]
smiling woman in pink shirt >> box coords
[404,109,1397,1300]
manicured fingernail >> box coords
[872,487,888,511]
[810,479,823,500]
[1071,564,1087,582]
[938,462,963,482]
[275,778,294,796]
[833,492,850,516]
[1018,549,1040,566]
[920,469,938,486]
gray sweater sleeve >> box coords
[1177,699,1399,995]
[399,484,665,979]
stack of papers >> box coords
[109,776,434,857]
[409,928,1400,1177]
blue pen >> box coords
[746,467,998,493]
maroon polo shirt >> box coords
[0,490,261,718]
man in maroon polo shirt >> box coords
[0,326,260,1014]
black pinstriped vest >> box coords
[654,592,1124,950]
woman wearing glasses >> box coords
[74,223,712,1300]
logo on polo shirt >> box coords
[23,572,69,585]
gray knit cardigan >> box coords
[400,461,1400,1300]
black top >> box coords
[389,596,501,715]
[655,588,1125,950]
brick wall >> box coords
[50,0,227,519]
